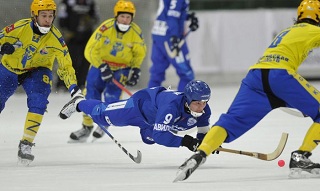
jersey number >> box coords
[268,31,289,48]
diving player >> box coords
[59,80,212,151]
[174,0,320,181]
[0,0,82,165]
[68,0,147,142]
[148,0,199,91]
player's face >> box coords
[189,101,207,113]
[37,10,55,27]
[116,13,133,25]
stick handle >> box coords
[112,78,133,96]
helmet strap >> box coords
[184,102,204,118]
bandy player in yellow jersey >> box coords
[175,0,320,181]
[0,0,82,165]
[68,0,146,142]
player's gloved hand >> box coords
[70,85,83,98]
[99,64,113,83]
[187,12,199,32]
[0,42,15,55]
[170,36,181,56]
[181,135,201,152]
[126,68,141,86]
[212,146,222,154]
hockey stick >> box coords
[112,78,133,96]
[279,107,308,118]
[99,125,142,164]
[164,30,191,58]
[217,132,289,161]
[172,129,288,161]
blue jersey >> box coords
[78,86,211,148]
[151,0,189,41]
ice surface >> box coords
[1,84,319,191]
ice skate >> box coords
[289,150,320,178]
[91,126,108,142]
[68,124,93,143]
[173,150,206,182]
[17,140,35,166]
[59,95,84,119]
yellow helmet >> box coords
[297,0,320,22]
[31,0,57,17]
[114,0,136,18]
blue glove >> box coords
[126,68,141,86]
[187,12,199,32]
[0,42,15,55]
[99,64,113,83]
[170,36,181,56]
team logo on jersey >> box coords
[187,118,197,126]
[110,42,124,56]
[104,37,110,45]
[5,24,14,33]
[99,25,108,32]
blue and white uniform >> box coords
[148,0,194,91]
[78,86,211,147]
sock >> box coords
[22,112,43,143]
[299,122,320,152]
[82,113,94,127]
[198,126,227,156]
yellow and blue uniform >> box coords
[0,18,77,143]
[200,23,320,155]
[82,18,146,127]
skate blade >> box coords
[289,168,320,178]
[17,158,32,166]
[173,159,197,182]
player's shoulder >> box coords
[3,18,31,33]
[97,18,115,32]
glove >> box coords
[126,68,141,86]
[181,135,201,152]
[0,42,15,55]
[187,12,199,32]
[170,36,181,56]
[99,64,113,83]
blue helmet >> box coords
[184,80,211,105]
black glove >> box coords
[0,42,15,55]
[99,64,113,83]
[181,135,201,152]
[170,36,181,56]
[126,68,141,86]
[187,12,199,32]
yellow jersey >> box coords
[250,23,320,73]
[0,18,77,89]
[84,18,146,70]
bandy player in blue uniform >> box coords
[148,0,199,91]
[175,0,320,182]
[59,80,212,151]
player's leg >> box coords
[171,43,194,91]
[148,41,170,88]
[20,68,52,164]
[175,69,272,181]
[271,70,320,175]
[69,67,103,142]
[0,63,18,113]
